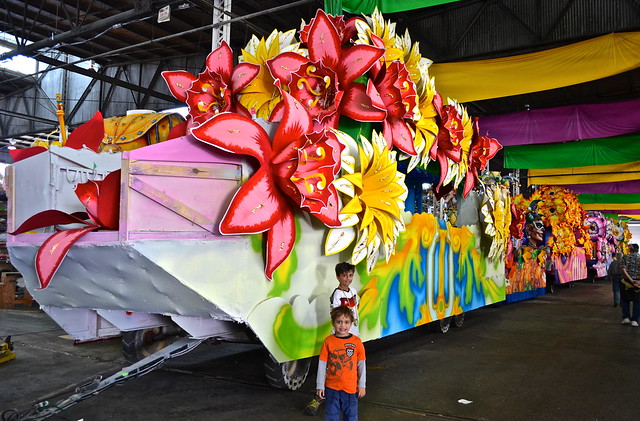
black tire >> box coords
[452,313,465,328]
[264,353,311,391]
[122,327,176,364]
[431,317,452,334]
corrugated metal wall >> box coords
[404,0,640,61]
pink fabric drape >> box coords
[479,98,640,146]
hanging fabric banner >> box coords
[430,32,640,103]
[604,210,640,215]
[337,0,462,13]
[504,134,640,169]
[583,203,640,211]
[579,194,640,205]
[527,161,640,185]
[480,98,640,146]
[564,181,640,195]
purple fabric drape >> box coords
[602,209,640,215]
[566,181,640,195]
[479,98,640,146]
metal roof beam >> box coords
[0,0,182,62]
[0,108,57,125]
[33,54,176,103]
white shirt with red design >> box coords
[330,286,359,335]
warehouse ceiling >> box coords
[1,0,640,150]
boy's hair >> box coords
[335,262,356,277]
[331,305,355,323]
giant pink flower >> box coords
[162,41,259,127]
[267,9,384,131]
[191,90,342,279]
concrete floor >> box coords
[1,280,638,421]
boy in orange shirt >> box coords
[316,305,366,421]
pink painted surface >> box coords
[124,134,248,165]
[7,231,119,247]
[121,135,251,241]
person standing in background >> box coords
[608,252,623,307]
[620,244,640,326]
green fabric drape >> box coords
[336,0,462,14]
[430,32,640,103]
[528,161,640,185]
[579,194,640,205]
[504,134,640,169]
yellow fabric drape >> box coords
[583,203,640,211]
[528,161,640,185]
[430,32,640,103]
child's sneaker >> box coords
[304,396,323,416]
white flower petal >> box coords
[325,227,356,256]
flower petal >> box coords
[206,41,233,82]
[65,111,104,152]
[74,170,121,230]
[95,170,121,230]
[272,90,312,154]
[341,83,386,122]
[162,70,197,103]
[307,10,341,69]
[383,116,416,155]
[231,62,260,95]
[337,44,384,87]
[219,167,287,235]
[267,52,307,84]
[35,226,97,290]
[191,112,272,165]
[10,210,90,235]
[264,208,296,280]
[301,184,341,227]
[325,226,356,256]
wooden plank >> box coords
[119,158,130,242]
[128,175,217,233]
[128,161,241,181]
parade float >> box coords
[5,8,507,391]
[506,186,590,300]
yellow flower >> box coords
[355,8,404,64]
[238,29,303,119]
[408,74,438,172]
[325,131,408,272]
[395,28,432,87]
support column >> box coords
[212,0,231,49]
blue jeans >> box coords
[325,387,358,421]
[611,274,621,305]
[621,299,640,322]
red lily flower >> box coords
[429,93,466,190]
[191,90,342,279]
[348,59,418,155]
[299,12,359,46]
[162,41,259,127]
[10,170,121,289]
[510,203,525,239]
[288,130,343,225]
[267,9,384,131]
[462,118,502,197]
